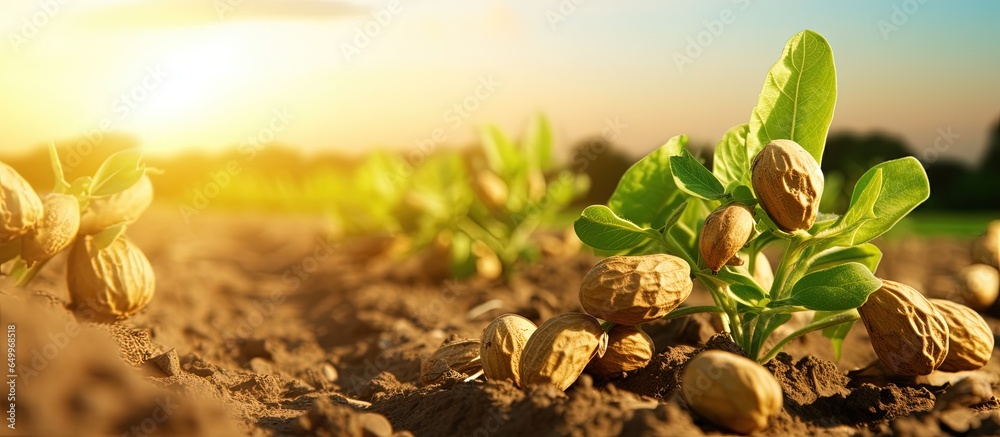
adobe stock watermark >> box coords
[58,65,168,174]
[672,0,751,73]
[877,0,930,41]
[920,126,959,167]
[545,0,591,30]
[340,0,403,64]
[389,74,502,181]
[213,0,244,20]
[6,0,72,53]
[178,107,294,223]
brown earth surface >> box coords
[2,206,1000,436]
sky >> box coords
[1,0,998,165]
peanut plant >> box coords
[378,115,588,280]
[573,30,931,362]
[1,144,157,320]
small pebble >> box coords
[358,412,393,437]
[322,363,339,383]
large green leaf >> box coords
[713,123,750,189]
[607,135,686,228]
[574,205,650,250]
[787,263,881,311]
[90,149,146,197]
[817,169,881,245]
[670,148,726,200]
[747,30,837,165]
[808,244,883,274]
[845,157,930,245]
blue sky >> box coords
[1,0,998,165]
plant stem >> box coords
[769,236,810,300]
[697,273,743,345]
[10,258,47,287]
[756,312,859,363]
[660,305,724,321]
[661,233,698,269]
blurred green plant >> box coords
[388,115,589,280]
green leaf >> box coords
[809,244,882,274]
[574,205,650,250]
[731,185,756,206]
[747,30,837,165]
[92,223,128,251]
[48,141,69,192]
[449,231,477,278]
[730,283,767,307]
[787,263,881,311]
[481,125,524,176]
[845,157,930,244]
[661,201,689,231]
[90,149,146,197]
[670,148,727,200]
[815,309,859,361]
[713,123,751,188]
[666,196,713,257]
[607,136,686,227]
[716,267,770,307]
[524,114,553,171]
[817,169,881,245]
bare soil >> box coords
[2,207,999,436]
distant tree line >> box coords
[3,116,998,212]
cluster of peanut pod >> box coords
[1,147,156,322]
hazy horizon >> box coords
[2,1,998,166]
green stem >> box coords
[748,313,769,359]
[757,312,859,363]
[660,305,724,321]
[661,233,698,269]
[697,273,743,345]
[770,236,810,300]
[11,258,48,287]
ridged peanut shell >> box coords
[420,339,482,385]
[519,313,608,391]
[0,161,44,242]
[585,325,654,378]
[78,174,153,235]
[21,193,81,266]
[699,204,755,273]
[681,350,783,435]
[481,314,537,386]
[858,280,949,375]
[67,235,156,321]
[580,254,692,325]
[751,139,823,232]
[930,299,994,372]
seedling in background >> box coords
[379,115,588,280]
[574,30,931,362]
